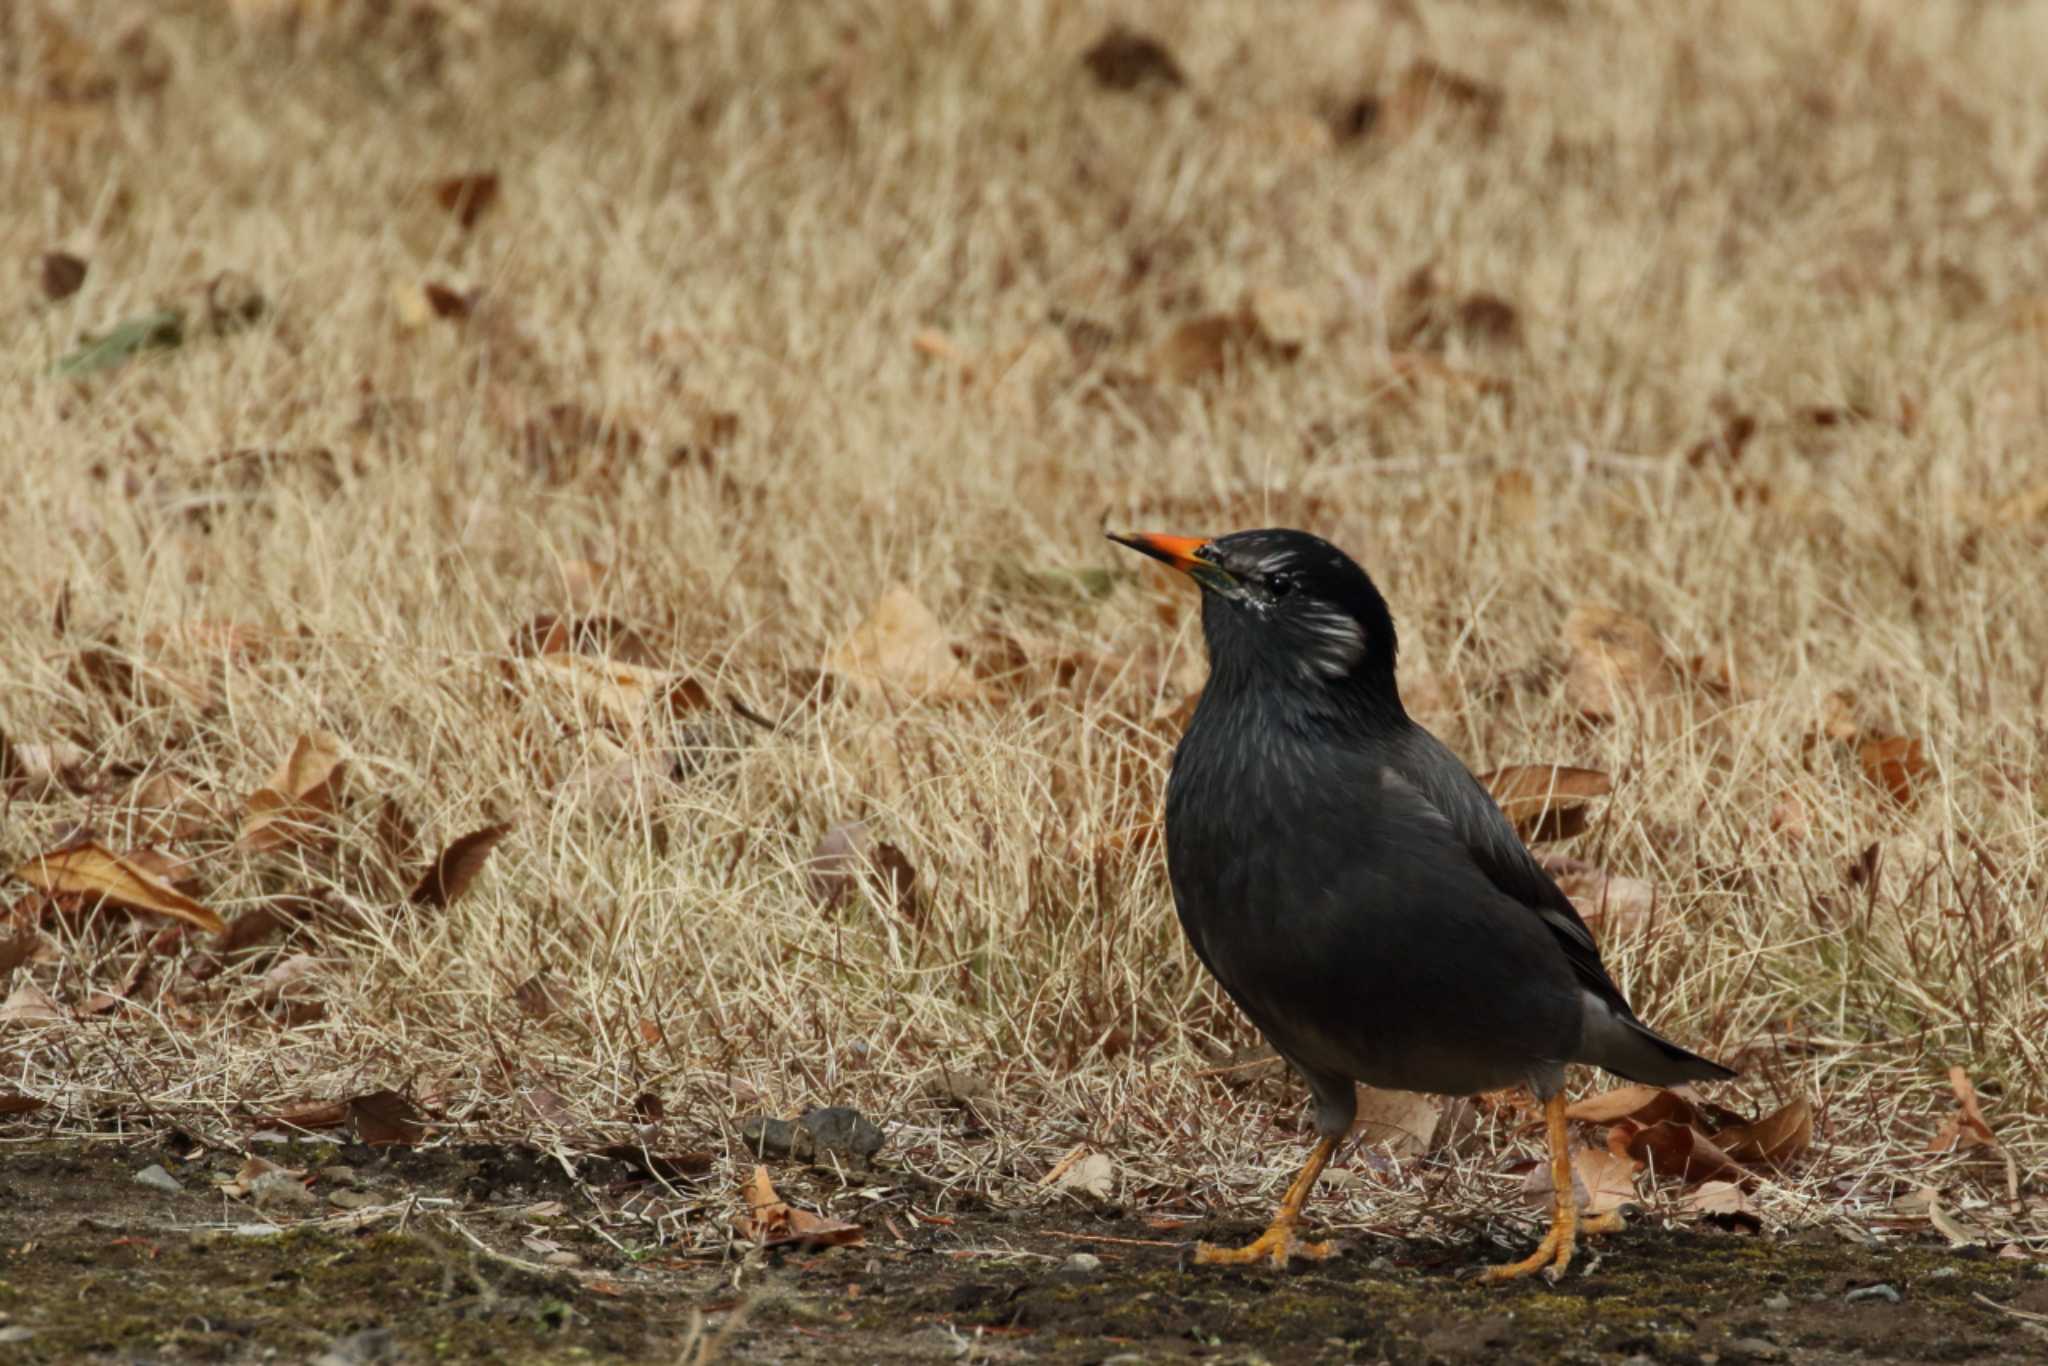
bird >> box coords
[1108,527,1734,1282]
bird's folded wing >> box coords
[1381,745,1640,1021]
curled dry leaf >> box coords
[1682,1180,1763,1231]
[0,1090,48,1115]
[410,824,512,910]
[432,171,500,229]
[1563,606,1673,720]
[240,731,346,853]
[348,1089,428,1147]
[1618,1120,1739,1183]
[525,653,704,733]
[1479,764,1611,842]
[0,982,66,1026]
[805,821,919,922]
[1858,734,1931,807]
[824,586,985,703]
[1713,1098,1814,1167]
[733,1165,864,1249]
[1348,1085,1441,1156]
[1926,1065,1999,1153]
[271,1099,350,1131]
[12,840,226,934]
[1052,1150,1116,1201]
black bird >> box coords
[1110,528,1734,1281]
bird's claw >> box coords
[1481,1208,1626,1283]
[1194,1221,1337,1269]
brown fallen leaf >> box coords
[1858,734,1931,807]
[733,1165,864,1249]
[591,1143,713,1184]
[410,824,512,910]
[40,250,87,302]
[805,821,919,922]
[433,171,500,229]
[1681,1180,1763,1232]
[348,1089,428,1146]
[1348,1086,1441,1156]
[0,1090,47,1115]
[219,1153,306,1199]
[1619,1120,1739,1183]
[1151,313,1265,385]
[1566,1085,1699,1127]
[1713,1097,1813,1167]
[240,732,347,853]
[12,840,226,934]
[1378,59,1503,142]
[1082,23,1184,91]
[1563,606,1673,720]
[1522,1145,1640,1216]
[512,969,568,1021]
[1479,764,1611,842]
[271,1099,350,1131]
[824,587,985,702]
[1926,1065,1999,1153]
[0,982,66,1026]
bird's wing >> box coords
[1387,731,1639,1019]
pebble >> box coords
[133,1164,184,1195]
[327,1189,380,1211]
[250,1171,319,1210]
[1762,1293,1793,1311]
[1845,1283,1901,1304]
[1725,1338,1784,1362]
[1060,1252,1103,1278]
[543,1250,584,1268]
[1925,1266,1960,1280]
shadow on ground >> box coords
[1,1141,2040,1363]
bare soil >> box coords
[3,1140,2041,1364]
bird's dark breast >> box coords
[1165,706,1579,1097]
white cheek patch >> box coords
[1296,607,1366,679]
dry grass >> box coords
[4,0,2045,1256]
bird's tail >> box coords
[1578,994,1738,1086]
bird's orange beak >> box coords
[1108,531,1240,596]
[1108,532,1211,574]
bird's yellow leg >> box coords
[1482,1092,1624,1283]
[1195,1136,1339,1268]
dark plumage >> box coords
[1112,527,1733,1280]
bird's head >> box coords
[1110,527,1402,704]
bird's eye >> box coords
[1267,572,1296,599]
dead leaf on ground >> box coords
[1151,313,1263,385]
[1927,1065,1999,1153]
[1,736,92,799]
[0,982,66,1026]
[1377,59,1503,142]
[0,1091,47,1115]
[1713,1098,1813,1167]
[271,1099,350,1131]
[348,1089,428,1146]
[1082,24,1184,91]
[1563,605,1674,720]
[1349,1086,1441,1156]
[1619,1120,1740,1183]
[1858,734,1931,807]
[40,250,87,302]
[69,646,213,712]
[1479,764,1611,842]
[1523,1146,1640,1216]
[805,821,919,922]
[12,840,226,934]
[410,824,512,910]
[1047,1149,1116,1201]
[511,969,569,1021]
[219,1153,306,1199]
[433,171,499,229]
[239,731,347,853]
[824,587,986,703]
[1682,1180,1763,1231]
[1567,1085,1698,1126]
[733,1165,864,1249]
[1375,351,1511,401]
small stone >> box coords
[1762,1293,1793,1311]
[1925,1265,1961,1280]
[133,1163,184,1195]
[250,1170,319,1210]
[0,1327,36,1344]
[1725,1338,1784,1362]
[1845,1283,1901,1304]
[543,1250,584,1268]
[1060,1252,1103,1278]
[799,1106,886,1159]
[327,1189,380,1211]
[319,1165,360,1185]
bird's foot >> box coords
[1194,1219,1336,1269]
[1481,1208,1626,1284]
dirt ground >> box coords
[3,1139,2041,1364]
